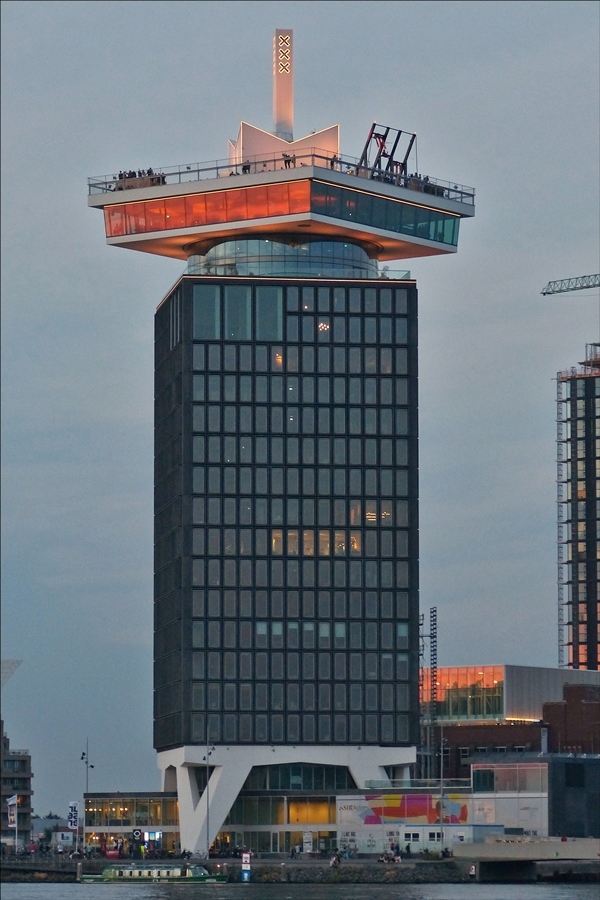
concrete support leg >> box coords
[174,760,252,856]
[157,743,416,854]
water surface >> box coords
[2,883,599,900]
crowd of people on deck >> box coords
[113,168,166,189]
[118,168,154,180]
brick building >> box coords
[430,683,600,780]
[427,666,600,779]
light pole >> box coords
[588,721,600,754]
[202,743,215,859]
[81,738,94,793]
[81,739,94,853]
[439,724,445,855]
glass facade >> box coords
[186,239,379,279]
[105,180,459,248]
[84,793,180,856]
[472,763,548,794]
[422,666,505,721]
[557,354,600,670]
[85,796,178,828]
[154,269,419,752]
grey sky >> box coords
[1,0,598,817]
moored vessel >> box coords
[81,861,227,883]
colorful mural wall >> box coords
[337,793,470,827]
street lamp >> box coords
[202,744,215,859]
[80,739,94,852]
[81,739,94,793]
[439,724,447,854]
[588,722,600,754]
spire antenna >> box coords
[273,29,293,141]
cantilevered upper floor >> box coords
[88,148,475,263]
[89,29,474,268]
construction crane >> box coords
[541,274,600,295]
[1,659,21,690]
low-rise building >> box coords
[84,792,179,857]
[421,666,600,780]
[81,674,600,854]
[1,720,33,850]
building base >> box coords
[158,744,416,854]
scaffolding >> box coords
[556,344,600,669]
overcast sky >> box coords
[1,0,598,818]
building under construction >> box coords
[557,342,600,669]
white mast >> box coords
[273,29,293,141]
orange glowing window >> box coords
[145,201,166,231]
[105,206,126,237]
[185,194,206,227]
[226,189,248,222]
[349,500,361,525]
[365,500,377,525]
[246,186,269,220]
[164,197,186,229]
[288,181,311,214]
[124,203,146,234]
[350,531,362,554]
[267,183,290,216]
[205,192,227,224]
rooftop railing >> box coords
[184,267,413,281]
[365,778,471,790]
[88,149,475,207]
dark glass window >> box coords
[256,286,283,340]
[473,769,495,792]
[193,285,220,339]
[224,285,251,340]
[192,344,205,370]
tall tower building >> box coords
[88,31,475,853]
[557,343,600,670]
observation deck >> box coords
[88,148,475,263]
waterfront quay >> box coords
[2,853,599,884]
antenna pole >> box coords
[273,29,293,141]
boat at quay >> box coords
[80,862,227,884]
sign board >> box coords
[7,795,17,829]
[56,831,76,844]
[302,832,313,853]
[241,851,251,871]
[68,802,78,830]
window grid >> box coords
[155,280,417,747]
